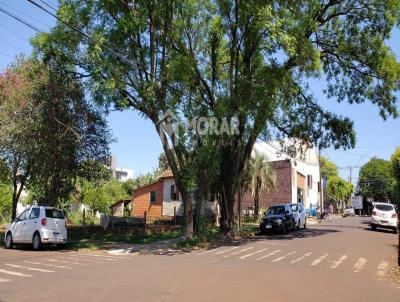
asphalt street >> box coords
[0,217,399,302]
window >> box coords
[317,181,321,192]
[307,175,312,188]
[45,209,64,219]
[150,191,156,204]
[17,209,29,221]
[29,208,40,219]
[170,185,177,201]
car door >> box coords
[12,209,29,243]
[23,207,40,242]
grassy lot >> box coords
[67,229,183,250]
[0,228,182,251]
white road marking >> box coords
[256,250,281,261]
[24,261,72,270]
[225,247,253,257]
[272,251,296,262]
[83,253,123,260]
[353,258,367,273]
[311,253,329,266]
[0,268,31,277]
[57,256,102,263]
[291,252,312,264]
[330,255,348,269]
[239,248,269,259]
[47,259,84,265]
[377,261,389,278]
[0,277,10,283]
[5,264,54,273]
[214,247,239,255]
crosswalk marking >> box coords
[83,253,122,260]
[291,252,312,264]
[196,247,224,256]
[330,255,348,269]
[256,250,281,261]
[5,264,54,273]
[214,247,239,255]
[225,247,253,257]
[0,268,32,278]
[239,248,269,259]
[0,277,10,283]
[377,261,388,278]
[24,261,72,270]
[311,253,329,266]
[47,259,84,265]
[272,251,296,262]
[353,258,367,273]
[57,256,102,263]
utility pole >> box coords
[318,147,324,210]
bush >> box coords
[66,211,99,226]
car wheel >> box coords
[5,232,13,249]
[304,220,307,229]
[371,224,377,231]
[394,228,398,235]
[32,232,42,251]
[297,220,300,230]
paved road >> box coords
[0,217,399,302]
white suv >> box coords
[290,203,307,229]
[371,203,398,234]
[4,206,67,250]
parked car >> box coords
[371,203,398,234]
[343,206,355,217]
[260,204,295,235]
[290,203,307,229]
[4,206,67,250]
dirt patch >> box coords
[389,246,400,284]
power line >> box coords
[0,22,32,43]
[0,49,13,59]
[0,0,50,30]
[0,40,30,53]
[0,5,43,33]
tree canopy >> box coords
[327,175,353,212]
[319,156,339,179]
[358,157,395,202]
[32,0,400,236]
[0,58,111,219]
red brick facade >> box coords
[242,160,292,210]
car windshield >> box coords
[268,206,285,215]
[290,204,298,211]
[375,204,394,211]
[45,209,65,219]
[345,206,352,209]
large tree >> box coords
[32,0,400,236]
[320,156,339,179]
[327,175,353,213]
[0,58,111,220]
[358,157,395,202]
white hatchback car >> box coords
[371,203,398,234]
[343,206,355,217]
[290,203,307,229]
[4,206,67,250]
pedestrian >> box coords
[328,203,334,222]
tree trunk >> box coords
[238,184,242,231]
[254,194,259,220]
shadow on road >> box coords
[255,228,340,241]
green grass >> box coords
[66,229,183,250]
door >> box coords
[23,207,40,242]
[12,209,30,243]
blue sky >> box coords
[0,0,399,184]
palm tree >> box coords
[248,152,276,219]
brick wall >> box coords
[132,181,163,218]
[242,160,292,210]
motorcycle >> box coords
[317,209,328,222]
